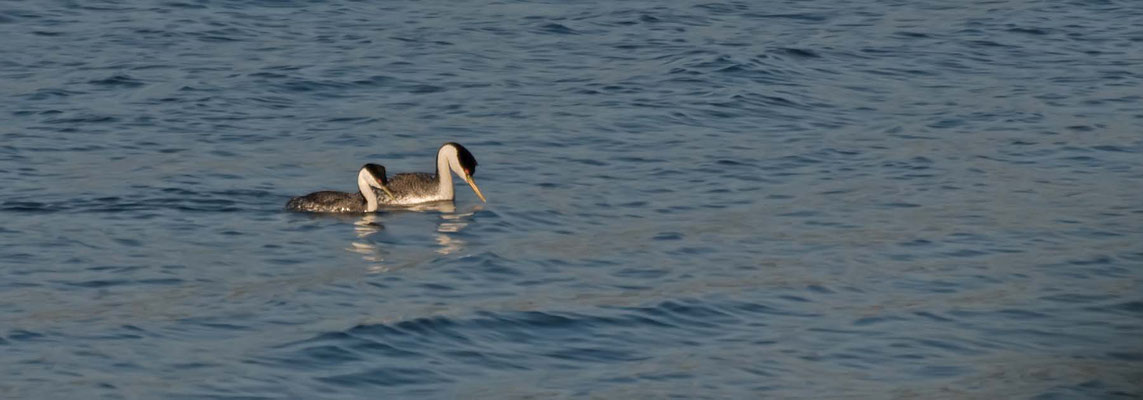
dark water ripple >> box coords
[2,1,1142,399]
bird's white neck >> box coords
[436,146,463,200]
[358,169,379,212]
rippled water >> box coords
[2,1,1142,398]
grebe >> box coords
[378,142,486,205]
[286,164,395,213]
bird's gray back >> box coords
[387,173,439,196]
[285,191,366,212]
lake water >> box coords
[2,1,1141,398]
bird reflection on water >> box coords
[349,214,386,270]
[347,202,483,272]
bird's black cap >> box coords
[444,142,478,176]
[362,163,389,185]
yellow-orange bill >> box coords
[465,175,487,203]
[379,186,395,199]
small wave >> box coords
[773,47,821,59]
[88,74,144,88]
[745,12,830,22]
[317,367,448,387]
[1007,27,1050,35]
[43,114,119,124]
[21,89,83,101]
[534,23,579,35]
[265,303,763,380]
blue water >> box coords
[2,1,1142,398]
